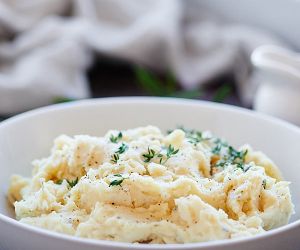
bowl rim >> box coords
[0,96,299,249]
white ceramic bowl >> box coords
[0,97,299,250]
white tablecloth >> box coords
[0,0,283,114]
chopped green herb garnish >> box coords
[175,127,211,146]
[215,159,228,168]
[55,179,63,185]
[262,179,267,189]
[168,127,249,172]
[110,132,123,143]
[211,143,222,155]
[243,164,252,172]
[111,153,120,163]
[188,131,204,145]
[142,145,179,164]
[109,174,126,187]
[228,147,247,162]
[116,143,128,154]
[67,177,79,188]
[55,178,78,187]
[214,147,248,171]
[211,138,228,155]
[143,147,157,163]
[163,144,179,163]
[110,143,128,164]
[109,179,124,186]
[113,174,122,177]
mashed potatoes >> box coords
[8,126,294,243]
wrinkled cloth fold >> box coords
[0,0,282,114]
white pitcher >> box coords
[251,45,300,126]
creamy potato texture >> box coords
[8,126,294,243]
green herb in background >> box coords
[134,66,166,96]
[53,96,75,104]
[134,66,201,99]
[171,90,203,99]
[165,72,177,94]
[212,84,233,103]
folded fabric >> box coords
[0,0,283,114]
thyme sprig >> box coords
[111,154,120,164]
[55,177,79,188]
[178,127,248,171]
[109,174,127,187]
[67,177,79,188]
[169,127,211,146]
[168,127,249,172]
[214,146,248,171]
[110,142,128,163]
[143,147,157,163]
[55,179,63,185]
[110,132,123,143]
[187,131,211,146]
[211,138,228,154]
[161,144,179,164]
[116,143,128,154]
[142,145,179,164]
